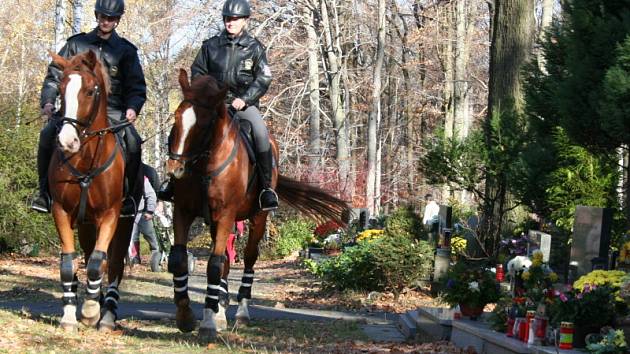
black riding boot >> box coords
[31,145,53,213]
[157,179,174,202]
[121,151,141,217]
[257,149,278,211]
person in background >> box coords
[422,193,440,226]
[128,175,159,265]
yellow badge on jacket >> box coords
[243,59,253,71]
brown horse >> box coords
[165,69,349,340]
[47,50,136,331]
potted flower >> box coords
[323,239,341,255]
[439,261,501,319]
[549,285,622,348]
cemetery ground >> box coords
[0,254,467,353]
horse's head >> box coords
[166,68,228,179]
[50,50,109,154]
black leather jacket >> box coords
[40,28,147,117]
[191,30,272,107]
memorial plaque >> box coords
[570,206,612,276]
[527,230,552,262]
[343,208,370,230]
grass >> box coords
[0,308,367,353]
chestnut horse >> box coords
[47,50,137,331]
[165,69,349,340]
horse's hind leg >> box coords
[52,205,80,331]
[168,208,196,333]
[99,218,133,331]
[236,213,267,325]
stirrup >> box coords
[31,193,51,213]
[258,188,279,211]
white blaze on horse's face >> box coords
[58,74,82,154]
[177,107,197,156]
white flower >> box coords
[468,281,480,292]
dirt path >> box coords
[0,254,468,352]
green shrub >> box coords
[316,239,382,290]
[0,117,57,253]
[274,218,315,258]
[384,206,425,241]
[313,231,434,297]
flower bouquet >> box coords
[439,261,501,318]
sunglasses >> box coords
[97,14,120,22]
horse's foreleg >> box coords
[236,213,267,325]
[100,218,133,331]
[168,207,196,333]
[199,219,232,341]
[81,210,118,327]
[52,204,79,331]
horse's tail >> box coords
[276,174,351,225]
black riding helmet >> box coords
[95,0,125,17]
[222,0,251,17]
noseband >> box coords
[60,70,102,138]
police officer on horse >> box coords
[32,0,146,215]
[158,0,278,211]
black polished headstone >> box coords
[570,206,613,276]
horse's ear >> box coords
[83,50,98,70]
[49,50,69,69]
[178,69,190,92]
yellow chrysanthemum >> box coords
[522,271,531,280]
[549,272,558,282]
[532,251,543,261]
[531,259,542,267]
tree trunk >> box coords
[54,0,67,52]
[304,2,321,183]
[483,0,535,251]
[537,0,553,73]
[367,0,386,216]
[321,0,352,200]
[72,0,84,35]
[454,0,472,140]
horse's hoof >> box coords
[98,311,116,332]
[176,306,196,333]
[198,327,217,342]
[235,316,250,326]
[80,299,100,327]
[60,321,78,332]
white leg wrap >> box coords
[61,304,78,325]
[236,298,250,321]
[216,302,228,331]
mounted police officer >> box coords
[158,0,278,211]
[32,0,146,215]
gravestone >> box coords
[343,208,370,231]
[438,205,453,232]
[570,206,612,276]
[527,230,551,262]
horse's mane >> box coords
[68,52,112,94]
[189,75,225,103]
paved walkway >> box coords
[0,264,406,342]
